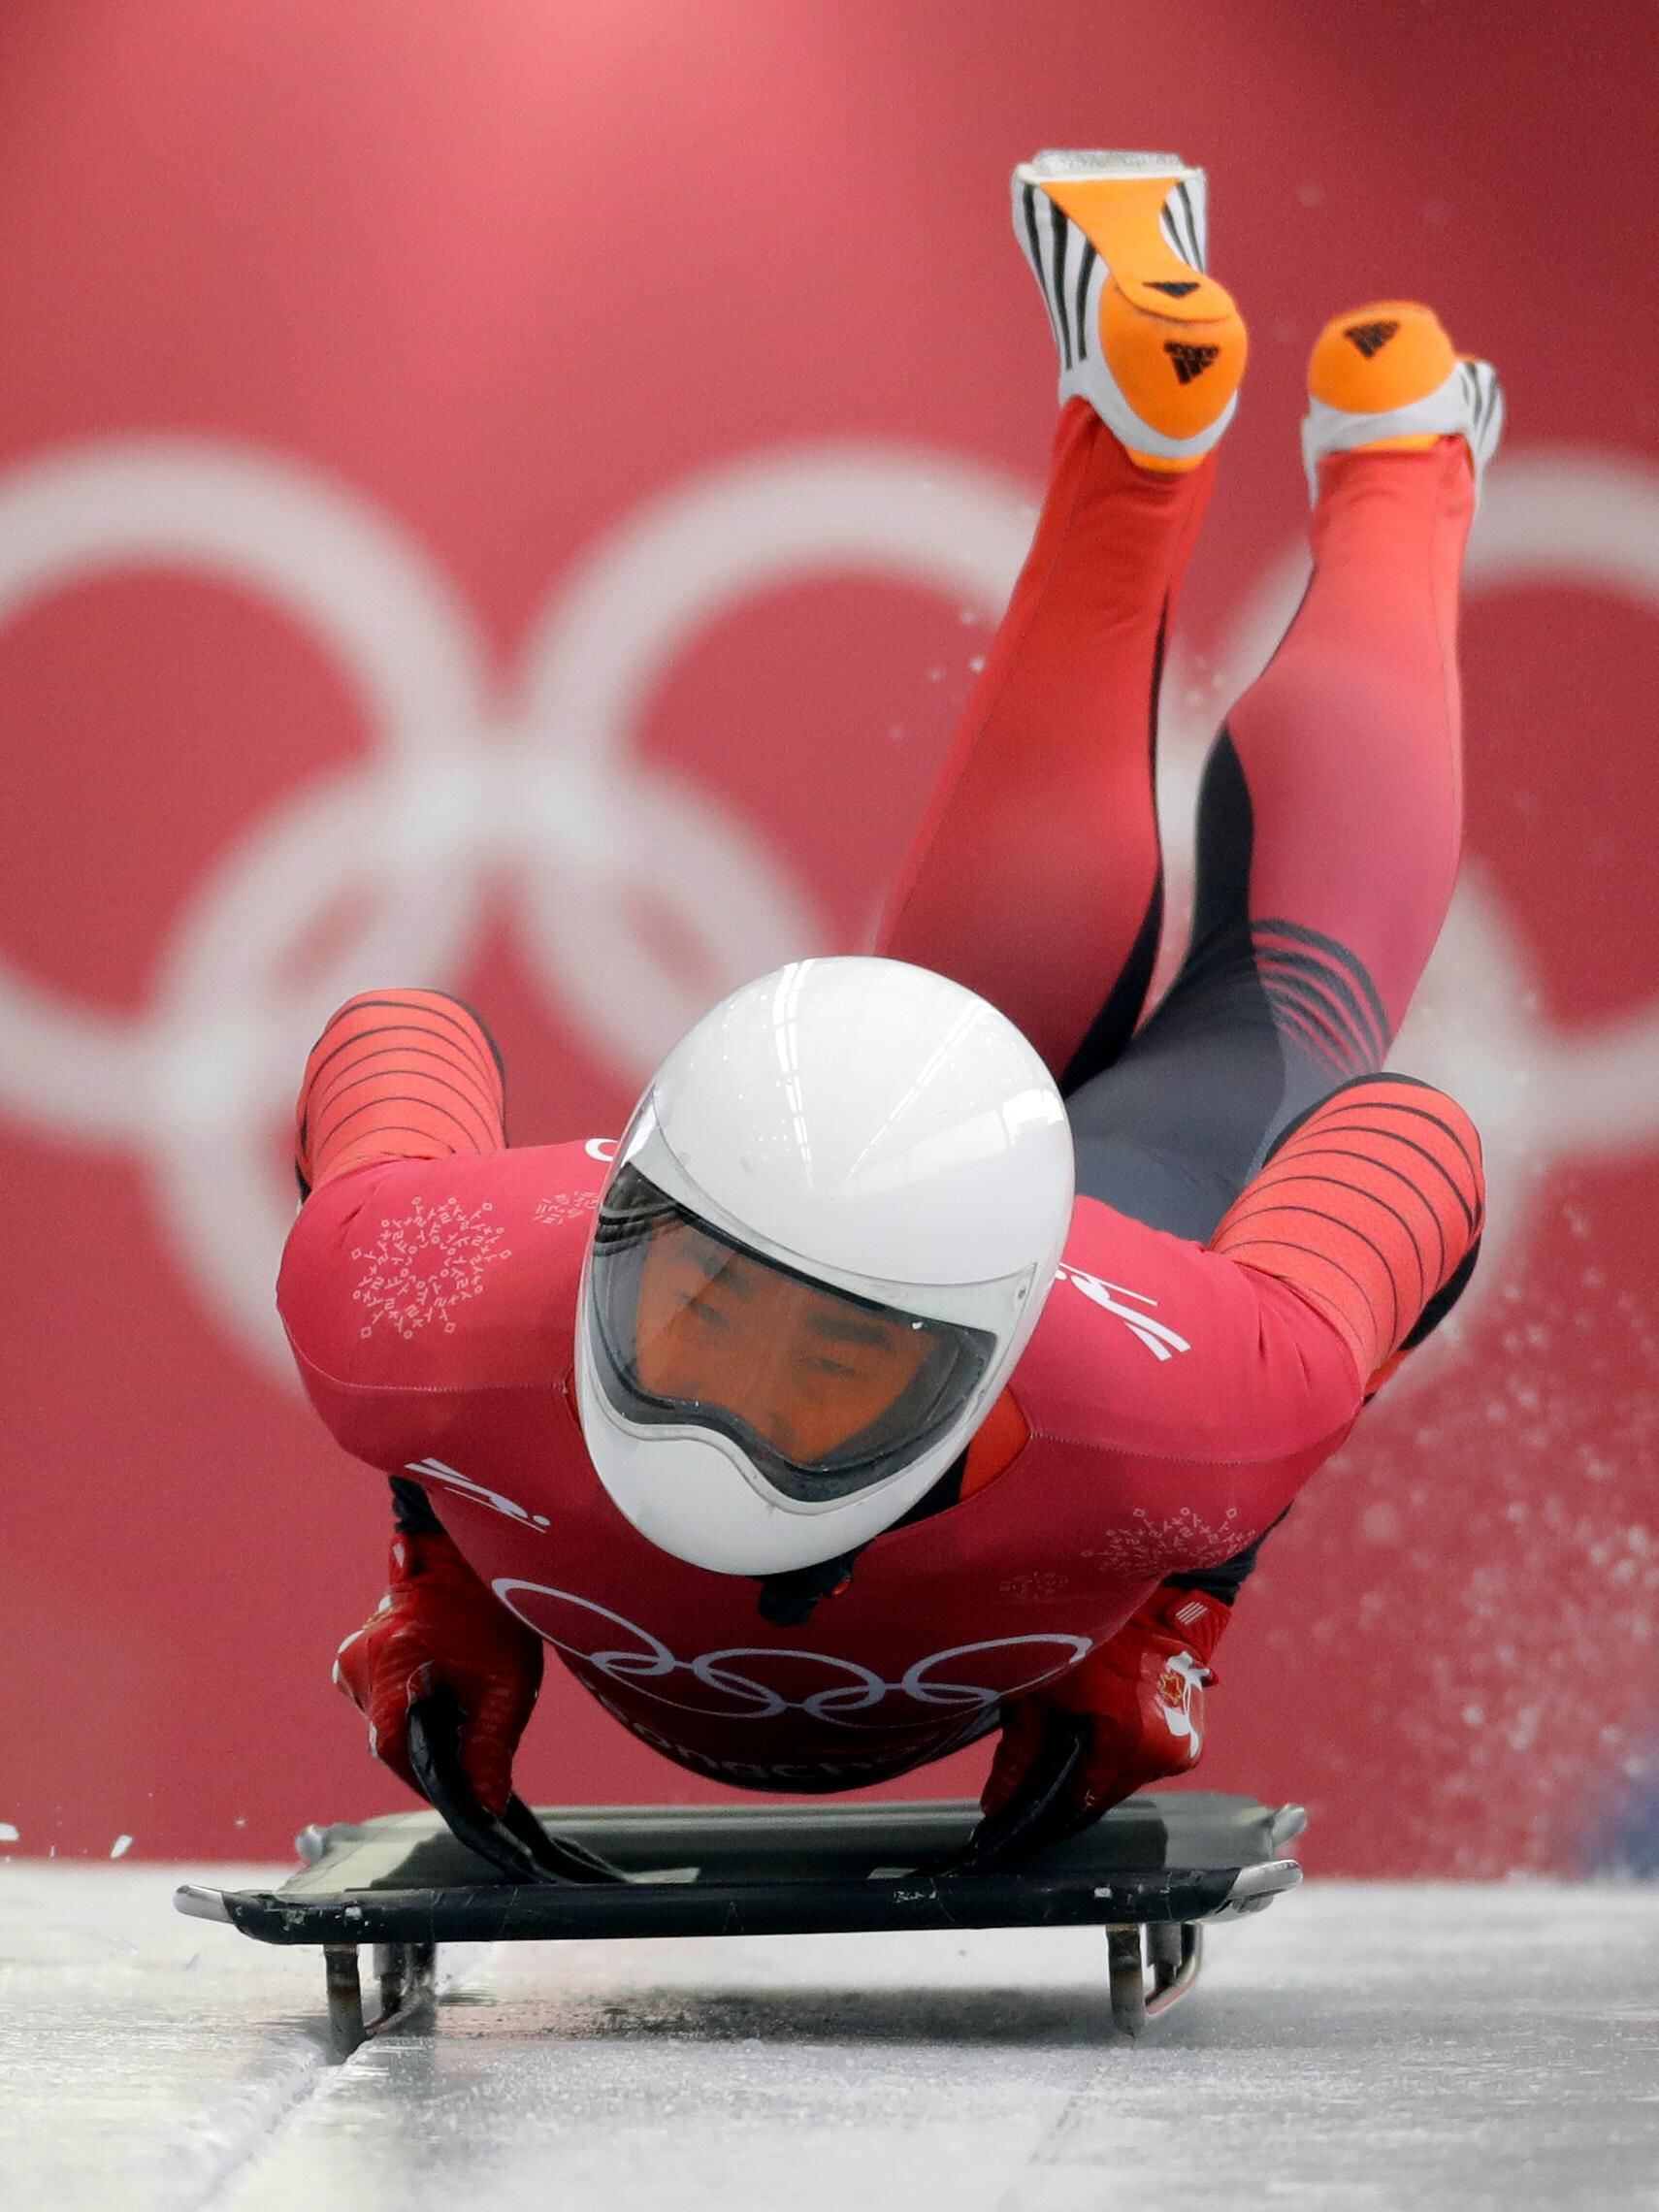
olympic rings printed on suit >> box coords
[0,436,1656,1379]
[491,1577,1093,1727]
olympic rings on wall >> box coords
[0,435,1655,1382]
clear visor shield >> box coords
[586,1164,995,1505]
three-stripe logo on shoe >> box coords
[1021,184,1097,369]
[1343,319,1400,358]
[1164,341,1220,384]
[1156,179,1206,272]
[1020,179,1211,375]
[1459,358,1505,462]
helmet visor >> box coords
[587,1164,993,1504]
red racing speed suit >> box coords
[278,1056,1480,1792]
[280,402,1486,1800]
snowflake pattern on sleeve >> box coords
[351,1194,512,1340]
[1080,1506,1244,1579]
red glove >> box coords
[983,1587,1230,1838]
[333,1528,543,1815]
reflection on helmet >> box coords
[588,1163,993,1504]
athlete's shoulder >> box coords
[1011,1193,1361,1460]
[277,1135,617,1400]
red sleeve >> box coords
[1022,1197,1367,1471]
[277,1136,611,1474]
[295,989,505,1192]
[1006,1198,1366,1574]
[1209,1074,1484,1392]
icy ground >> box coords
[2,1869,1656,2212]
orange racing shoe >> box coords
[1013,149,1247,470]
[1302,300,1504,497]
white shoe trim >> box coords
[1301,359,1505,500]
[1059,320,1239,459]
[1014,164,1226,459]
[1019,149,1193,181]
[1159,173,1209,273]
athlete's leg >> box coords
[878,153,1245,1084]
[1068,305,1501,1236]
[879,412,1211,1078]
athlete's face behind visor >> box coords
[588,1165,992,1505]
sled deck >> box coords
[178,1792,1303,2055]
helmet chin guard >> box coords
[575,958,1075,1577]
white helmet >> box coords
[574,957,1075,1576]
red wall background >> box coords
[3,0,1656,1874]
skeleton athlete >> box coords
[279,152,1496,1843]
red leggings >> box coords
[878,400,1476,1238]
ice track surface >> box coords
[3,1868,1657,2212]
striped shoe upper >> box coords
[1013,153,1247,468]
[1302,301,1505,497]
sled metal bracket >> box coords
[174,1884,232,1924]
[1105,1917,1204,2036]
[1212,1858,1303,1918]
[322,1939,439,2059]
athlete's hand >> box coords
[332,1529,543,1815]
[983,1587,1230,1839]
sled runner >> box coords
[177,1695,1304,2056]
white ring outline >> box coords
[0,436,1654,1375]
